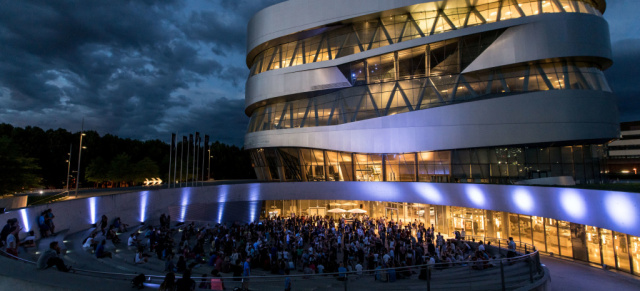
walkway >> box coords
[541,255,640,291]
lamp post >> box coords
[66,144,72,193]
[75,120,85,198]
[208,149,211,181]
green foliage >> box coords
[0,123,256,190]
[133,157,159,183]
[0,136,41,195]
[85,157,110,184]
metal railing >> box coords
[0,236,544,290]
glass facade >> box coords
[262,200,636,275]
[247,57,611,133]
[250,145,606,184]
[248,0,603,77]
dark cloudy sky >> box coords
[0,0,638,146]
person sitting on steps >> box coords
[37,241,73,272]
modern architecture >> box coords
[243,0,640,276]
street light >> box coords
[75,120,85,198]
[66,144,72,193]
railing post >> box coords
[344,274,348,291]
[500,260,506,291]
[427,266,431,291]
[529,257,534,283]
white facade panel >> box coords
[609,150,640,157]
[462,14,612,73]
[246,67,350,110]
[608,140,640,146]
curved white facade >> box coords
[239,0,640,276]
[245,0,618,172]
[245,13,612,110]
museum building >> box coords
[242,0,640,275]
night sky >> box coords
[0,0,637,146]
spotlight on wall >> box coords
[465,185,486,207]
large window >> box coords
[615,232,631,272]
[250,145,605,184]
[247,59,612,134]
[385,153,416,182]
[354,154,383,181]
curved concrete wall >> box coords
[245,90,619,153]
[245,13,611,113]
[1,182,637,241]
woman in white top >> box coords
[6,227,20,256]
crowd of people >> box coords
[150,213,513,290]
[2,209,522,290]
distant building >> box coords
[607,121,640,178]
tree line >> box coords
[0,123,255,195]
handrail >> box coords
[0,235,541,283]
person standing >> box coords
[176,269,195,291]
[242,257,251,290]
[284,268,292,291]
[507,237,517,258]
[159,272,176,291]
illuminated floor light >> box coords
[180,189,190,222]
[559,189,587,219]
[140,191,148,223]
[20,209,30,232]
[249,201,259,222]
[218,185,228,203]
[217,203,224,224]
[89,197,97,224]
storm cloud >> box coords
[0,0,284,146]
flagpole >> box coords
[180,137,184,187]
[192,133,198,187]
[168,133,173,188]
[173,133,178,187]
[195,135,200,187]
[201,142,205,186]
